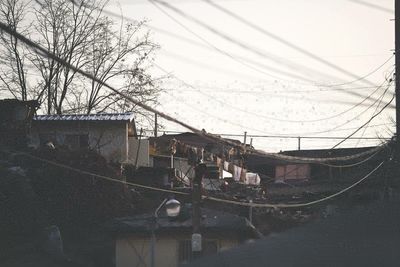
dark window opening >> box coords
[65,134,89,150]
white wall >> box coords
[116,235,239,267]
[128,139,150,167]
[116,237,177,267]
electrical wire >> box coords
[316,148,384,168]
[143,122,394,138]
[166,83,382,94]
[149,23,393,90]
[204,160,385,208]
[354,75,393,147]
[149,0,395,108]
[80,0,395,105]
[161,76,394,137]
[7,150,190,195]
[0,20,391,164]
[1,148,386,209]
[331,88,395,149]
[158,64,394,123]
[147,0,314,83]
[150,0,354,84]
[201,0,391,88]
[78,0,395,112]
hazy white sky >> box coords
[108,0,394,151]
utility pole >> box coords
[243,131,247,153]
[154,113,158,137]
[396,0,400,156]
[192,163,206,259]
[298,137,301,151]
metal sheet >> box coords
[34,112,134,122]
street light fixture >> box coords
[150,197,181,267]
[165,199,181,217]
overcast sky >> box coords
[103,0,394,151]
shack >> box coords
[28,112,149,165]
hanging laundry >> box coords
[233,166,242,181]
[245,173,261,185]
[224,161,229,172]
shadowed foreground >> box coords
[187,198,400,267]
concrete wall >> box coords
[29,121,131,163]
[116,234,238,267]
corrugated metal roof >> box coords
[34,112,135,122]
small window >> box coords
[178,239,218,264]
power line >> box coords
[201,0,389,87]
[319,55,394,87]
[332,90,396,149]
[297,83,394,135]
[160,65,394,124]
[150,0,395,108]
[150,23,392,89]
[163,83,388,108]
[64,1,395,140]
[158,90,389,163]
[145,129,390,140]
[161,88,393,139]
[8,150,189,195]
[149,0,353,84]
[146,0,315,83]
[348,0,394,14]
[160,67,394,135]
[0,21,210,140]
[354,75,394,147]
[97,0,394,102]
[166,83,383,94]
[204,161,385,208]
[97,7,318,84]
[2,149,386,209]
[1,12,392,164]
[100,0,394,110]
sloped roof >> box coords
[247,146,378,166]
[107,207,260,237]
[34,112,135,122]
[281,146,377,158]
[149,132,243,150]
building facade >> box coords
[28,112,149,166]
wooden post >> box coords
[154,113,158,137]
[192,163,206,258]
[243,131,247,153]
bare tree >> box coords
[32,0,106,114]
[0,0,161,121]
[82,17,161,115]
[0,0,30,101]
